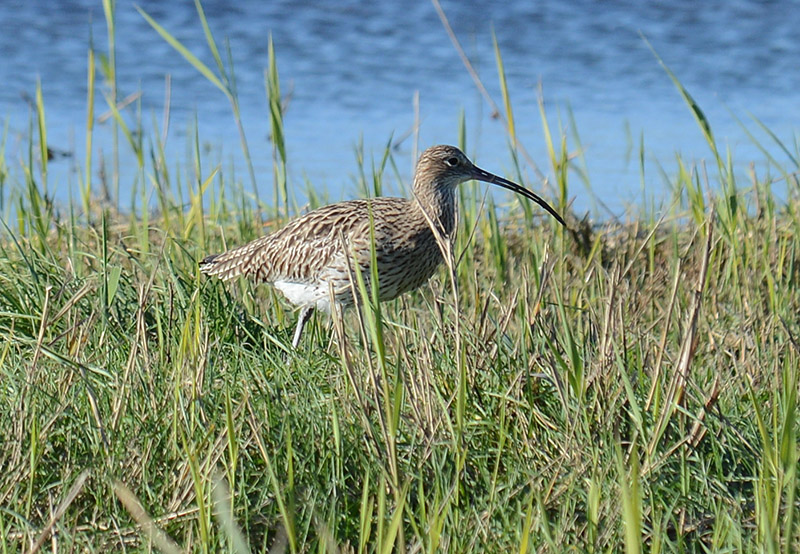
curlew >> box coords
[200,145,565,347]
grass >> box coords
[1,3,799,552]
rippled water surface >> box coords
[2,0,798,214]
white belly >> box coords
[273,280,333,313]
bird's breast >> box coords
[371,223,446,301]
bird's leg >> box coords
[291,305,315,349]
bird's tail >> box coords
[199,238,266,281]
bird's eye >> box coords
[445,156,459,167]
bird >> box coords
[200,145,565,348]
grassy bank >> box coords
[1,4,799,553]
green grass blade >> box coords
[136,6,230,99]
[492,29,516,147]
[642,34,721,171]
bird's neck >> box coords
[412,183,456,237]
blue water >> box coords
[2,0,798,215]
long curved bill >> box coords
[471,165,566,227]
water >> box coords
[2,0,799,216]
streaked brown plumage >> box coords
[200,145,565,347]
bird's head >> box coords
[413,145,566,226]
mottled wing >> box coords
[199,198,406,285]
